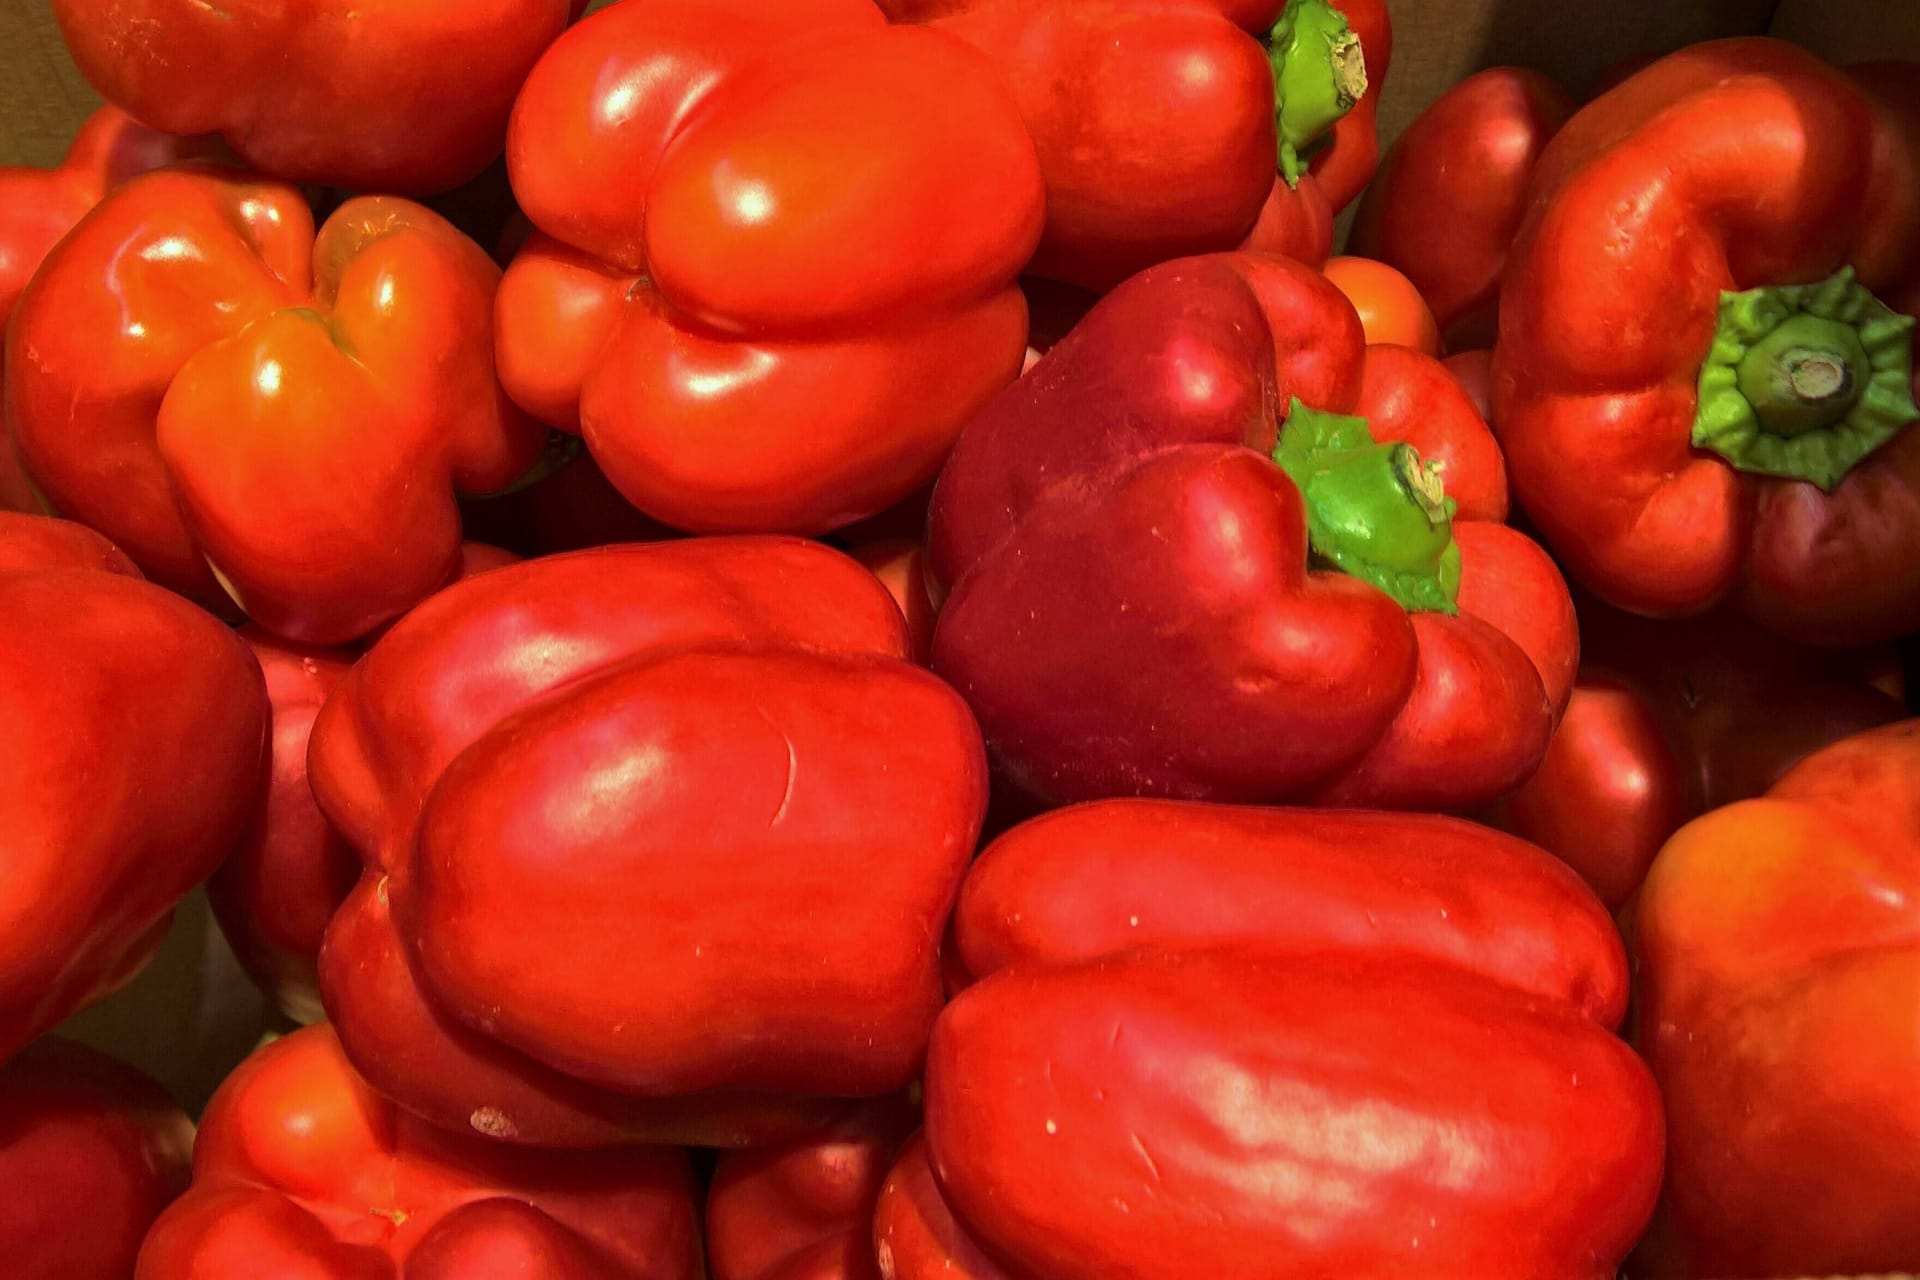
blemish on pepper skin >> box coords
[469,1106,517,1139]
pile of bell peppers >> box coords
[0,3,1915,1277]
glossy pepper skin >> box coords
[0,512,267,1063]
[929,252,1575,811]
[135,1024,702,1279]
[1630,721,1920,1278]
[1489,601,1907,908]
[51,0,583,194]
[1321,256,1441,355]
[0,1040,193,1280]
[209,545,518,1025]
[5,168,545,645]
[308,538,988,1148]
[496,0,1043,535]
[708,1102,916,1280]
[0,106,215,513]
[1494,41,1920,646]
[897,799,1659,1280]
[881,0,1389,292]
[1349,67,1575,350]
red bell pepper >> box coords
[308,538,987,1147]
[1494,42,1920,645]
[1489,601,1907,908]
[880,0,1389,291]
[874,1134,1013,1280]
[496,0,1043,536]
[4,168,545,645]
[850,540,938,665]
[1321,256,1441,355]
[0,106,213,513]
[0,512,267,1062]
[1,1039,193,1280]
[709,1102,916,1280]
[208,543,517,1024]
[50,0,584,194]
[1349,67,1575,350]
[1630,720,1920,1278]
[135,1024,702,1279]
[929,252,1575,811]
[896,799,1659,1280]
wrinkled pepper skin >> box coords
[0,106,215,513]
[0,1040,194,1280]
[497,0,1042,535]
[135,1025,702,1279]
[209,544,517,1024]
[929,252,1575,811]
[1349,68,1575,350]
[1494,41,1920,645]
[51,0,582,194]
[1630,721,1920,1278]
[0,512,267,1063]
[880,0,1389,291]
[708,1102,916,1280]
[5,168,545,645]
[308,538,988,1147]
[1489,602,1907,907]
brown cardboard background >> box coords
[4,0,1918,1124]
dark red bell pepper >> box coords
[135,1024,702,1279]
[929,252,1575,811]
[1349,67,1575,350]
[1488,600,1907,907]
[880,0,1390,291]
[308,538,987,1147]
[1,1039,192,1280]
[0,511,267,1061]
[1494,42,1920,645]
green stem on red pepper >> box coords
[1693,267,1918,491]
[1266,0,1368,188]
[1273,397,1461,614]
[474,430,584,499]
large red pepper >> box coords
[496,0,1042,536]
[929,252,1575,811]
[50,0,584,193]
[1493,42,1920,645]
[208,544,518,1025]
[708,1102,916,1280]
[0,512,267,1062]
[4,168,545,644]
[1,1039,193,1280]
[892,799,1659,1279]
[1488,601,1907,908]
[880,0,1389,291]
[1349,67,1575,350]
[135,1024,702,1279]
[0,106,214,513]
[1629,720,1920,1278]
[308,538,988,1148]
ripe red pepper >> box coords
[708,1102,916,1280]
[1630,721,1920,1278]
[1349,67,1575,350]
[0,106,214,513]
[896,799,1659,1280]
[51,0,584,194]
[929,252,1575,811]
[308,538,987,1147]
[1494,42,1920,645]
[0,512,267,1062]
[1,1040,192,1280]
[880,0,1389,291]
[496,0,1043,536]
[4,168,545,644]
[135,1024,702,1279]
[1488,602,1907,907]
[209,544,517,1024]
[874,1134,1013,1280]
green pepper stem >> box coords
[1273,399,1461,614]
[1266,0,1367,188]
